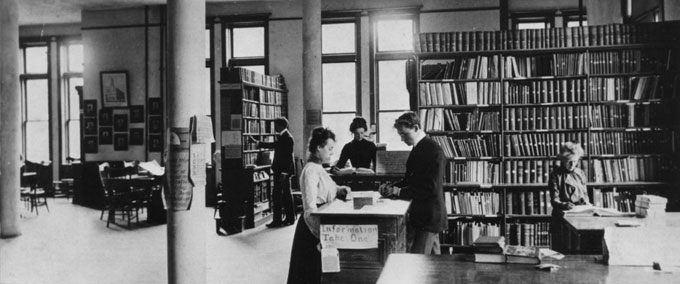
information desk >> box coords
[330,173,402,191]
[563,213,680,254]
[376,253,680,284]
[311,193,410,284]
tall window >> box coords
[224,20,267,75]
[372,14,416,150]
[21,43,50,163]
[513,14,553,30]
[61,41,83,161]
[322,18,359,160]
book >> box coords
[504,245,541,264]
[334,167,375,176]
[474,253,506,264]
[562,204,635,217]
[473,236,505,254]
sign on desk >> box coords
[320,225,379,249]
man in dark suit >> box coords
[253,117,295,227]
[379,111,448,254]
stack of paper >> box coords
[635,194,667,218]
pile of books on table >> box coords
[635,194,667,218]
[473,236,542,264]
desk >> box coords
[330,173,402,191]
[563,213,680,254]
[311,193,410,284]
[376,253,680,284]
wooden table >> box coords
[376,253,680,284]
[563,213,680,254]
[311,192,411,284]
[330,173,402,191]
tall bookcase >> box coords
[413,22,680,252]
[220,67,288,230]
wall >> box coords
[81,7,163,163]
[665,0,680,21]
[587,0,623,25]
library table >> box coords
[376,253,680,284]
[563,213,680,254]
[312,193,410,284]
[330,173,402,191]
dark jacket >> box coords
[394,136,448,233]
[259,130,295,174]
[336,139,377,169]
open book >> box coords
[563,205,635,217]
[335,167,375,176]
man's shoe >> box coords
[266,222,282,228]
[281,219,295,226]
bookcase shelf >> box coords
[419,22,680,249]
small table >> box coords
[376,253,680,284]
[563,213,680,254]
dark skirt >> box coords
[287,214,321,284]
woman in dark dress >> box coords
[287,127,350,284]
[331,117,376,172]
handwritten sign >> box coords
[191,115,215,144]
[320,225,378,249]
[189,144,207,187]
[167,127,192,211]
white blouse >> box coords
[300,162,338,238]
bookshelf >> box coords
[414,22,680,251]
[219,67,288,231]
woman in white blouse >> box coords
[287,127,350,284]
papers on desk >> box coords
[138,160,165,176]
[563,205,635,217]
[334,167,375,175]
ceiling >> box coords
[17,0,287,26]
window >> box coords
[371,13,416,150]
[224,20,267,75]
[322,18,359,161]
[563,11,587,28]
[61,41,83,161]
[21,44,51,163]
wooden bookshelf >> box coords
[219,67,288,231]
[414,22,680,249]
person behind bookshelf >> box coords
[379,111,448,254]
[330,117,377,173]
[287,127,351,284]
[548,141,589,251]
[250,117,296,228]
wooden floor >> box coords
[0,198,296,284]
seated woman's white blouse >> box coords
[300,162,338,238]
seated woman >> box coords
[331,117,377,172]
[287,127,350,284]
[548,141,589,251]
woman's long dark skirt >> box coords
[287,214,321,284]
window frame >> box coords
[19,40,52,163]
[60,38,83,162]
[511,12,554,30]
[222,14,270,74]
[321,14,361,119]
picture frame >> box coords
[84,136,98,153]
[149,115,163,133]
[113,114,129,132]
[99,127,113,145]
[129,128,144,145]
[100,71,129,108]
[99,108,113,126]
[130,105,145,123]
[114,134,129,151]
[83,100,97,117]
[83,117,98,135]
[148,97,163,115]
[149,134,163,152]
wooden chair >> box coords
[290,157,305,214]
[99,165,139,228]
[23,162,51,215]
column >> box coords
[302,0,322,153]
[166,0,206,283]
[0,0,21,239]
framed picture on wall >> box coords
[129,128,144,145]
[99,108,113,126]
[83,100,97,117]
[148,98,162,115]
[130,105,145,123]
[84,117,98,135]
[149,134,163,152]
[84,136,98,153]
[114,134,129,151]
[99,127,113,145]
[101,71,129,108]
[149,116,162,133]
[113,114,129,132]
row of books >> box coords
[505,78,587,104]
[589,50,668,75]
[253,176,272,204]
[505,222,551,247]
[420,108,500,132]
[445,191,501,216]
[417,22,680,53]
[244,120,261,133]
[590,103,664,128]
[503,159,577,185]
[243,102,259,117]
[591,157,666,183]
[588,131,672,155]
[260,105,283,119]
[243,152,258,166]
[431,135,501,158]
[592,188,635,213]
[504,132,588,157]
[439,222,501,246]
[506,190,553,216]
[504,105,589,130]
[446,161,501,184]
[222,67,285,89]
[421,56,500,79]
[260,89,284,105]
[505,54,586,78]
[419,82,501,106]
[589,76,662,101]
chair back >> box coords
[290,157,305,191]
